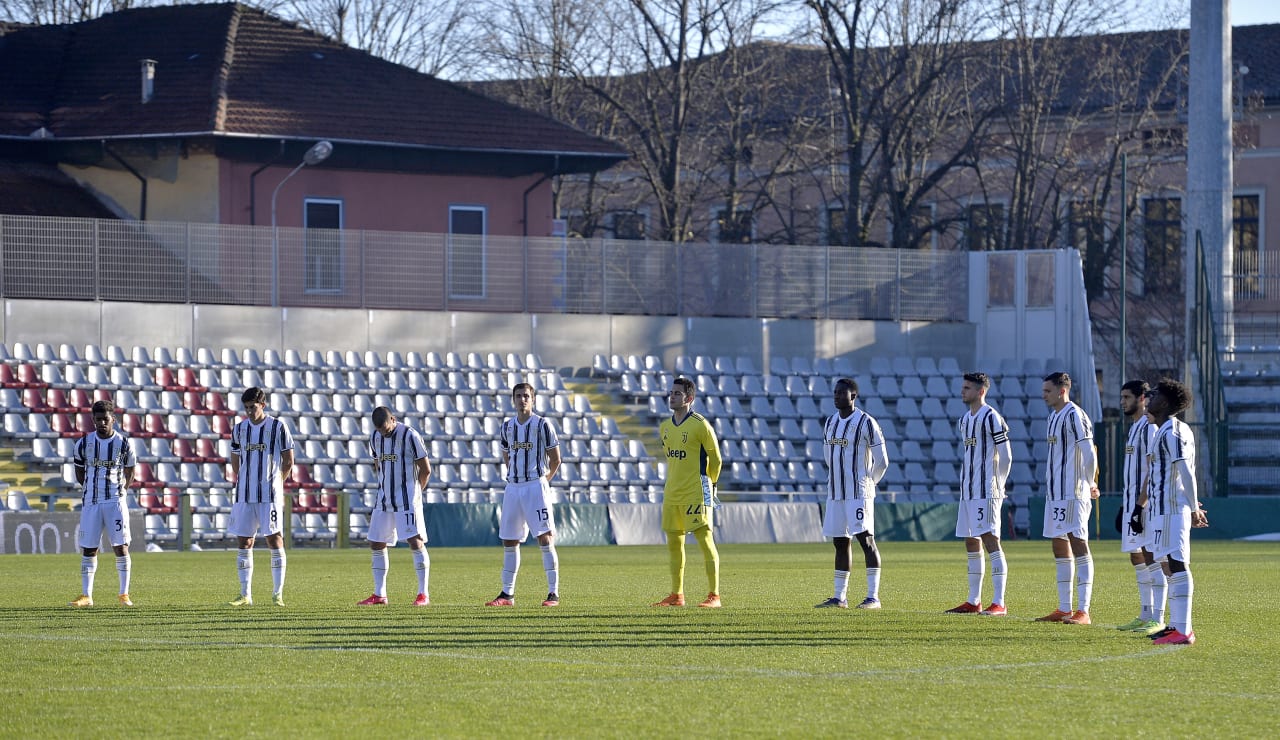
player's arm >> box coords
[73,440,87,485]
[867,442,889,484]
[545,445,561,480]
[992,423,1012,490]
[1173,455,1207,527]
[230,431,242,478]
[703,421,723,484]
[123,465,136,490]
[279,448,294,483]
[415,454,431,489]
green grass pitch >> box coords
[2,540,1278,737]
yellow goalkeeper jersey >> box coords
[659,411,722,503]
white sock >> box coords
[81,555,97,597]
[371,549,389,597]
[116,554,131,595]
[237,549,253,598]
[833,569,850,601]
[1055,557,1074,612]
[989,550,1007,606]
[1075,554,1093,613]
[966,551,985,604]
[1169,570,1194,634]
[541,544,559,595]
[1135,563,1152,620]
[413,548,430,597]
[269,547,286,597]
[1148,563,1168,622]
[866,567,881,601]
[502,546,520,595]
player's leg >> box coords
[1039,534,1075,621]
[965,536,984,607]
[263,497,287,605]
[228,502,257,605]
[491,485,527,603]
[72,503,103,606]
[371,542,390,599]
[408,536,430,606]
[692,525,720,607]
[1154,510,1195,643]
[1066,502,1093,623]
[404,502,430,606]
[653,503,687,605]
[854,529,880,607]
[982,529,1006,612]
[1143,549,1167,629]
[829,536,852,606]
[529,480,559,603]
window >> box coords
[1026,252,1055,307]
[448,206,486,299]
[826,206,846,246]
[1143,197,1182,294]
[714,207,753,244]
[966,203,1005,251]
[893,203,937,250]
[987,252,1016,307]
[610,211,646,240]
[1068,201,1105,256]
[304,199,343,293]
[1234,194,1262,299]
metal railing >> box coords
[0,214,968,321]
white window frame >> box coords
[448,205,488,300]
[303,197,344,294]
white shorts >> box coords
[368,503,426,547]
[499,478,555,542]
[228,500,285,538]
[1042,497,1090,540]
[956,497,1003,539]
[1152,503,1192,564]
[77,497,131,550]
[822,497,874,538]
[1120,500,1148,553]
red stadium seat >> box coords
[68,389,94,412]
[211,414,233,438]
[291,465,322,490]
[146,413,176,439]
[44,388,72,413]
[172,438,201,463]
[17,363,47,389]
[318,493,339,513]
[195,438,223,463]
[156,368,181,391]
[0,364,19,388]
[139,493,168,513]
[184,391,211,415]
[22,388,52,413]
[206,393,233,416]
[122,413,148,437]
[177,368,204,391]
[50,413,83,438]
[134,462,162,490]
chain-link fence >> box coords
[0,214,968,320]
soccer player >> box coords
[652,376,724,608]
[1116,380,1161,633]
[814,378,889,610]
[1146,378,1209,645]
[485,382,562,607]
[944,372,1013,616]
[357,407,432,606]
[226,386,295,606]
[68,400,137,607]
[1035,371,1099,625]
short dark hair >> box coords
[371,406,394,426]
[1154,377,1191,415]
[241,386,267,404]
[1121,379,1150,397]
[1043,371,1072,390]
[673,376,695,396]
[91,399,115,416]
[962,372,990,389]
[511,382,535,397]
[834,377,859,395]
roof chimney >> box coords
[140,59,157,104]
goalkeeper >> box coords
[652,377,724,608]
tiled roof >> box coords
[0,3,626,159]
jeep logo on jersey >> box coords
[377,453,399,462]
[964,437,977,448]
[668,449,687,459]
[89,460,116,468]
[246,443,268,452]
[826,437,849,447]
[510,442,535,450]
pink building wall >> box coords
[219,160,554,236]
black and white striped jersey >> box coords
[367,423,429,512]
[74,431,136,504]
[230,416,295,504]
[821,408,885,501]
[957,404,1010,500]
[500,414,559,483]
[1044,402,1093,501]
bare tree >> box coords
[0,0,142,24]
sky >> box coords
[1232,0,1280,26]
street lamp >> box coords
[270,140,333,306]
